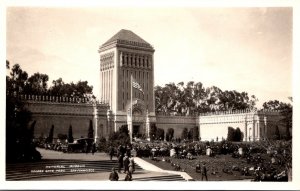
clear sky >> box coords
[6,7,293,108]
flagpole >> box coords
[130,74,133,144]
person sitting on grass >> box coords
[109,167,119,181]
[175,164,181,171]
[186,152,193,160]
[211,167,218,175]
[223,166,233,175]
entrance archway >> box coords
[133,125,140,138]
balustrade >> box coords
[18,94,108,106]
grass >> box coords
[143,155,255,181]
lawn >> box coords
[143,155,255,181]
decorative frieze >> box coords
[100,51,114,71]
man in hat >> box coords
[109,167,119,181]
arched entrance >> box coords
[132,107,143,138]
[127,99,147,140]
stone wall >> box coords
[199,110,286,141]
[21,95,111,141]
[156,115,198,138]
[21,95,288,142]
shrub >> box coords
[181,128,188,140]
[227,126,235,141]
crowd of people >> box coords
[35,136,292,181]
[110,139,292,181]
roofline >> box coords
[99,39,155,53]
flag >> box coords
[132,78,144,94]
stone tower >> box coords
[98,29,155,136]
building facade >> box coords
[199,109,286,141]
[21,29,289,142]
[98,29,156,138]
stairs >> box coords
[6,159,142,181]
[6,159,188,181]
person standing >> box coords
[129,156,135,174]
[109,167,119,181]
[123,154,130,173]
[124,171,132,181]
[117,154,123,173]
[92,142,96,155]
[201,162,208,181]
[117,145,122,157]
[109,146,114,160]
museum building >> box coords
[22,29,288,142]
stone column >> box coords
[264,116,267,139]
[127,108,132,143]
[145,110,150,140]
[93,103,98,143]
[252,116,256,141]
[199,116,201,141]
[107,109,113,139]
[244,115,248,141]
[257,120,260,141]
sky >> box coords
[6,7,293,108]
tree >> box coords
[156,128,165,141]
[6,60,10,69]
[193,126,199,141]
[68,125,74,143]
[150,123,157,141]
[6,63,95,99]
[281,106,292,140]
[274,125,280,140]
[234,127,243,142]
[46,125,54,143]
[97,137,107,152]
[108,125,130,147]
[24,72,49,95]
[7,64,28,96]
[28,121,36,141]
[48,79,94,99]
[88,120,94,139]
[227,126,235,141]
[166,128,174,141]
[227,127,243,142]
[119,124,129,135]
[181,128,188,140]
[6,62,41,162]
[154,80,258,115]
[118,125,130,144]
[188,128,193,141]
[263,100,292,140]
